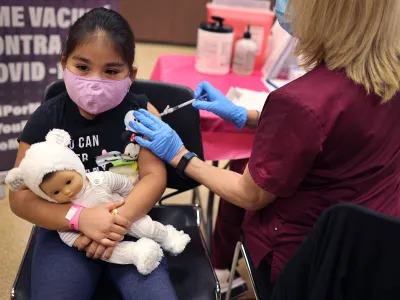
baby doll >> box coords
[6,129,191,275]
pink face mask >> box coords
[63,68,131,115]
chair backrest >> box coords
[43,79,204,192]
[271,203,400,300]
[43,80,66,102]
[130,80,204,191]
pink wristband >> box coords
[65,204,84,231]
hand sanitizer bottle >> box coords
[233,25,258,76]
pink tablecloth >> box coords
[150,55,269,161]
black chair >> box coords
[227,204,400,300]
[11,80,220,300]
[226,240,263,300]
[271,203,400,300]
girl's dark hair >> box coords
[62,8,135,72]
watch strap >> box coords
[176,152,197,178]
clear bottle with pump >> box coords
[232,25,258,75]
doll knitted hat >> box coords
[5,129,86,203]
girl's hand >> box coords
[73,235,92,251]
[86,241,116,260]
[78,200,131,247]
[73,236,116,260]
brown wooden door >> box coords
[119,0,209,45]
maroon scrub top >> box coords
[244,64,400,283]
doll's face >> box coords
[40,170,83,203]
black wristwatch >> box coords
[176,152,197,178]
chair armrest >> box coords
[11,226,37,300]
[194,206,222,300]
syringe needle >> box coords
[160,94,208,117]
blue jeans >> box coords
[31,228,178,300]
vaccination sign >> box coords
[0,0,118,172]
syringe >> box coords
[160,94,208,117]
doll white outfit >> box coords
[59,171,190,269]
[6,129,190,275]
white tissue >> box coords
[226,87,269,112]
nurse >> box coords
[129,0,400,298]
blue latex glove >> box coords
[127,109,183,163]
[193,81,247,129]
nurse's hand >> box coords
[193,81,247,129]
[128,109,183,163]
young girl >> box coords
[9,8,178,300]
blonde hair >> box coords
[286,0,400,102]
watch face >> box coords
[177,152,196,178]
[184,152,196,159]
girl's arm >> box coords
[117,103,167,222]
